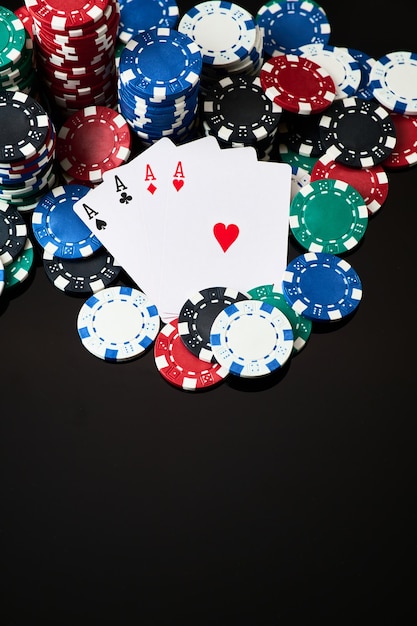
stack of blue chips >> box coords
[117,26,203,145]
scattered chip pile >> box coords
[1,0,417,392]
[117,0,180,44]
[24,0,120,119]
[178,1,264,95]
[55,105,132,185]
[0,6,36,94]
[0,90,57,213]
[118,27,202,145]
[201,74,282,160]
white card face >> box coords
[156,151,292,321]
[73,137,176,305]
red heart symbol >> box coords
[213,223,239,252]
[173,179,184,191]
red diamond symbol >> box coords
[147,183,157,195]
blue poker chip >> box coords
[119,27,202,101]
[31,184,102,259]
[77,285,161,362]
[369,51,417,115]
[118,0,180,44]
[210,299,294,378]
[347,47,376,101]
[281,252,363,322]
[256,0,331,57]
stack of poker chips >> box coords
[117,0,179,44]
[24,0,120,119]
[0,6,36,95]
[118,27,202,146]
[0,90,57,214]
[201,74,282,160]
[178,1,264,96]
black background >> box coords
[1,1,416,624]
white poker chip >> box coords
[369,50,417,115]
[297,43,361,100]
[77,285,161,362]
[210,298,294,378]
[178,1,258,66]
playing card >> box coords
[73,137,177,304]
[157,148,292,321]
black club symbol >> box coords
[119,191,132,204]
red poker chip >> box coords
[56,105,131,183]
[154,318,229,391]
[14,7,35,39]
[25,0,110,31]
[310,153,389,216]
[383,112,417,169]
[260,54,336,115]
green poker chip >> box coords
[247,284,312,354]
[0,6,26,72]
[289,178,369,254]
[278,142,318,174]
[4,236,34,289]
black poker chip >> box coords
[202,74,282,146]
[318,96,397,168]
[284,111,326,158]
[0,202,28,266]
[42,246,123,296]
[178,286,250,363]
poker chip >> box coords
[297,43,361,101]
[210,298,294,378]
[42,246,122,295]
[383,112,417,169]
[278,142,318,173]
[282,252,362,321]
[77,285,161,362]
[154,317,229,391]
[0,202,28,266]
[178,1,257,67]
[119,27,202,100]
[202,74,282,146]
[0,90,50,163]
[4,236,34,289]
[260,54,336,115]
[31,184,102,259]
[256,0,331,57]
[290,166,311,201]
[289,178,368,254]
[346,47,376,101]
[178,286,249,363]
[247,284,312,354]
[0,5,26,70]
[310,153,389,215]
[319,97,397,168]
[25,0,110,31]
[118,0,180,44]
[369,51,417,115]
[284,111,325,157]
[178,1,263,94]
[56,105,132,184]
